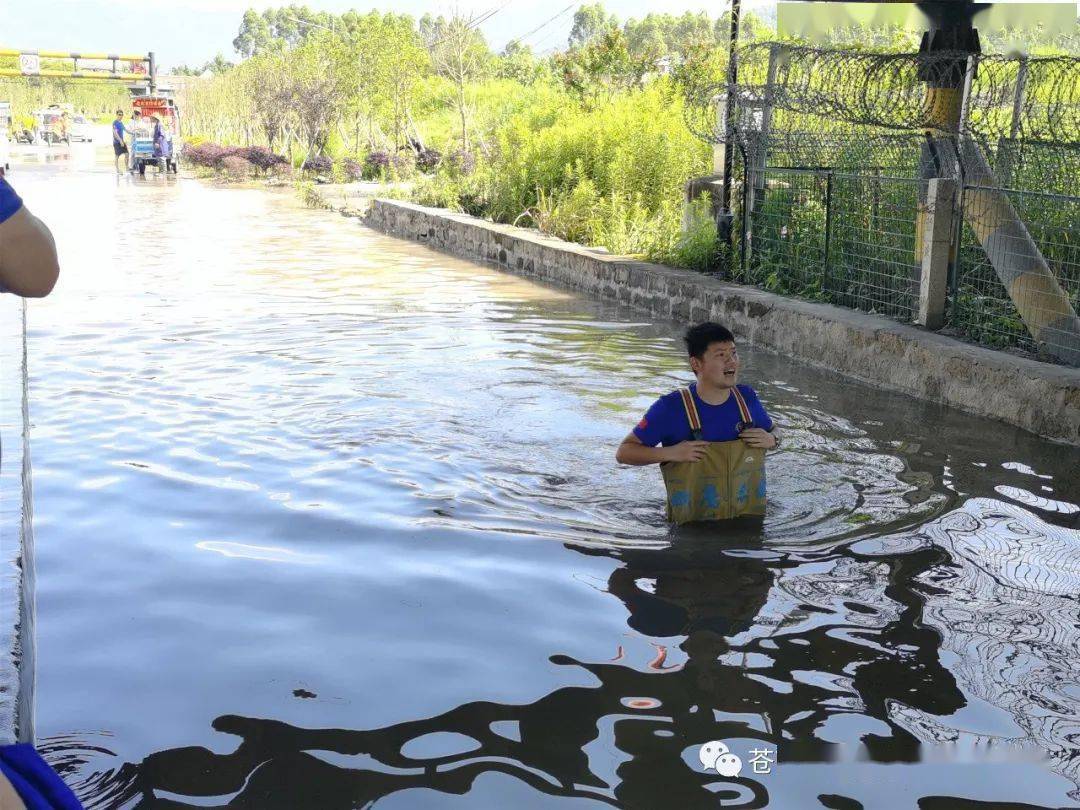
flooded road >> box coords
[12,157,1080,808]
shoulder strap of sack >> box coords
[678,388,704,440]
[731,386,753,429]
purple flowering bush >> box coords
[238,146,288,173]
[341,158,364,182]
[221,155,255,181]
[301,154,333,175]
[363,150,417,179]
[446,149,476,176]
[183,142,289,179]
[417,147,442,172]
[184,142,237,169]
[363,150,391,179]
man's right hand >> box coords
[665,440,709,463]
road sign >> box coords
[19,53,40,75]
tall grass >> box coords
[411,79,713,265]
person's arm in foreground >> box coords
[0,177,59,298]
[616,396,708,466]
[616,433,708,466]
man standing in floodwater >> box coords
[112,109,128,174]
[616,322,779,523]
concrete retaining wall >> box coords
[0,295,34,745]
[365,198,1080,446]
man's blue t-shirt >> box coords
[0,178,22,224]
[113,119,126,142]
[633,383,773,447]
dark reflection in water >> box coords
[15,164,1080,808]
[50,519,1078,809]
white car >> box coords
[69,115,92,143]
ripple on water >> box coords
[17,166,1080,808]
[914,498,1080,801]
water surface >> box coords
[13,158,1080,809]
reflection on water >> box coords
[12,163,1080,808]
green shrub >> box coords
[419,78,710,257]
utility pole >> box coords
[718,0,742,262]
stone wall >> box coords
[0,295,34,745]
[365,198,1080,446]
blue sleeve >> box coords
[0,744,83,809]
[632,396,671,447]
[0,178,23,224]
[741,386,774,432]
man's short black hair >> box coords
[116,109,124,116]
[684,322,735,359]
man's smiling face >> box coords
[691,340,739,389]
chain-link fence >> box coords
[684,43,1080,366]
[742,167,920,320]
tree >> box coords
[712,11,771,48]
[424,13,493,150]
[237,46,292,151]
[287,31,353,160]
[232,5,338,57]
[204,53,235,75]
[233,9,274,58]
[497,40,539,84]
[671,11,714,52]
[569,3,619,48]
[171,54,233,77]
[624,15,670,64]
[555,28,643,104]
[348,12,430,151]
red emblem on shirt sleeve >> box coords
[637,417,648,430]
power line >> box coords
[424,0,515,50]
[506,2,577,48]
[469,0,516,31]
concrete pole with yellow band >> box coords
[909,2,1080,366]
[661,388,767,524]
[955,136,1080,365]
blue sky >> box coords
[3,0,775,70]
[4,0,1066,70]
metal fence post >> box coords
[948,182,965,309]
[871,167,880,233]
[823,171,833,294]
[997,57,1028,186]
[741,156,750,280]
[918,177,956,329]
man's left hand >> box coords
[739,428,776,449]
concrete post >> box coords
[712,93,726,175]
[918,178,957,330]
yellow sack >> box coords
[660,387,767,524]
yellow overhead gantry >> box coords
[0,49,157,91]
